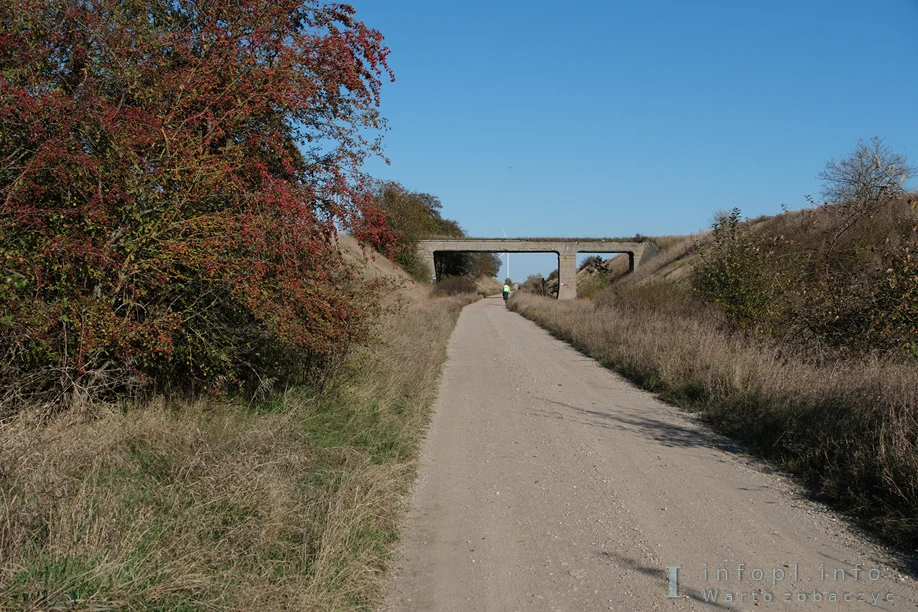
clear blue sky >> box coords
[351,0,918,281]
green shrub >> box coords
[690,200,918,359]
[691,209,779,331]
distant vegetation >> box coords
[510,138,918,546]
[578,255,606,270]
[360,181,501,282]
[522,273,552,296]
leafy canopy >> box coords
[359,181,501,281]
[0,0,394,405]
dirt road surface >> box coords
[378,298,918,611]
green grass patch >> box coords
[1,295,473,610]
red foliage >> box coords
[350,200,404,261]
[0,0,395,404]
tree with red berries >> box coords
[0,0,395,406]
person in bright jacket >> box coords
[502,283,511,302]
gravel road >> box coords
[378,297,918,611]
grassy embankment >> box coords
[509,204,918,547]
[1,285,477,610]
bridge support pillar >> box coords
[417,246,437,282]
[557,248,578,300]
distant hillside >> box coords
[475,275,503,295]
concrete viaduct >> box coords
[417,239,658,300]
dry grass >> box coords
[509,292,918,546]
[429,276,478,297]
[0,292,476,610]
[576,233,709,298]
[474,275,502,296]
[631,233,708,284]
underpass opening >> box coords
[418,239,655,300]
[575,253,633,299]
[499,252,559,293]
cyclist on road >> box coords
[502,283,511,303]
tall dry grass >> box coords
[628,233,706,283]
[0,293,478,610]
[576,233,707,298]
[509,292,918,546]
[429,275,478,297]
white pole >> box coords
[502,229,510,282]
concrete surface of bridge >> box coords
[417,238,658,300]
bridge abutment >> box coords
[419,247,437,282]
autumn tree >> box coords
[362,181,500,280]
[0,0,394,406]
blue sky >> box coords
[351,0,918,281]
